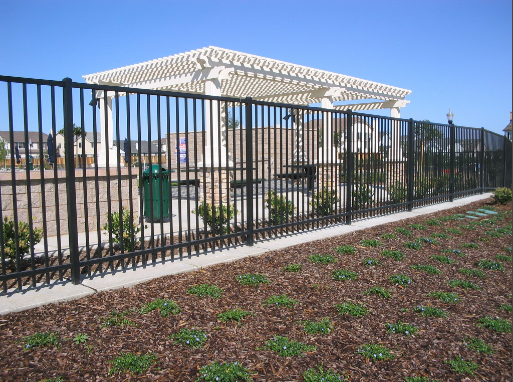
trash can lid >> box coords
[143,164,168,174]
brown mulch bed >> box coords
[0,198,511,381]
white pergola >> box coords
[83,46,411,166]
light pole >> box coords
[447,109,455,201]
[28,139,32,170]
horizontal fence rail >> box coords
[0,75,511,293]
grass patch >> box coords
[360,239,381,247]
[381,249,406,260]
[170,328,208,348]
[334,245,356,255]
[197,361,251,382]
[217,308,253,325]
[463,337,494,354]
[447,279,480,290]
[261,335,316,357]
[414,306,447,318]
[331,269,359,281]
[283,263,302,272]
[386,321,418,336]
[303,365,347,382]
[188,284,223,298]
[263,294,298,308]
[459,268,486,278]
[109,352,157,376]
[23,332,60,350]
[428,291,460,303]
[236,273,271,286]
[356,343,396,361]
[364,286,392,298]
[476,260,504,271]
[363,258,381,266]
[309,254,338,264]
[446,355,478,375]
[411,264,441,275]
[334,302,368,317]
[301,318,333,335]
[140,299,181,317]
[477,316,512,333]
[430,255,456,264]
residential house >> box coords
[55,132,101,158]
[503,112,512,141]
[0,131,49,159]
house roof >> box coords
[83,46,411,111]
[0,131,48,143]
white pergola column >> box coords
[319,97,335,163]
[199,79,233,168]
[97,92,120,167]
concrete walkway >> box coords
[0,193,493,315]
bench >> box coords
[230,178,264,188]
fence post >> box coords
[480,127,485,193]
[245,98,254,246]
[345,110,353,224]
[449,122,455,202]
[407,119,414,211]
[62,78,81,285]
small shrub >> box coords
[101,310,136,328]
[170,328,208,348]
[334,245,356,255]
[381,233,398,240]
[24,332,60,350]
[476,259,504,271]
[463,337,494,354]
[309,254,338,264]
[411,264,441,275]
[335,302,368,317]
[364,286,392,299]
[311,188,339,216]
[331,269,359,281]
[302,318,333,335]
[389,274,411,286]
[2,216,43,266]
[284,263,302,272]
[109,352,157,376]
[217,308,253,325]
[477,316,511,333]
[388,181,407,204]
[103,207,142,251]
[237,273,270,287]
[356,343,396,361]
[188,284,223,298]
[459,268,486,278]
[381,249,406,260]
[404,241,422,250]
[353,184,374,210]
[492,187,512,204]
[261,335,316,357]
[430,255,456,264]
[263,294,298,308]
[363,258,381,266]
[265,190,294,224]
[303,365,347,382]
[360,239,381,247]
[395,227,413,237]
[140,299,181,317]
[446,355,478,375]
[194,202,236,234]
[386,321,418,336]
[414,305,447,318]
[428,291,460,303]
[197,361,251,382]
[447,279,480,290]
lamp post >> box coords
[28,139,32,170]
[447,109,455,201]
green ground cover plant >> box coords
[109,352,157,376]
[262,294,298,308]
[446,355,479,375]
[447,279,480,290]
[217,308,253,325]
[463,337,494,354]
[414,306,447,318]
[261,335,316,357]
[395,227,413,237]
[389,274,411,286]
[428,291,460,303]
[301,318,333,335]
[24,332,60,350]
[364,286,392,298]
[442,248,464,256]
[404,241,422,250]
[498,304,512,312]
[303,365,347,382]
[356,343,396,361]
[430,255,456,264]
[404,377,440,382]
[476,259,504,271]
[409,223,427,230]
[459,268,486,278]
[445,228,462,234]
[380,233,398,240]
[495,253,511,262]
[334,302,368,317]
[425,219,441,226]
[363,257,381,266]
[334,245,356,255]
[140,299,181,317]
[283,263,302,272]
[431,232,449,239]
[461,243,479,249]
[359,239,381,247]
[331,269,359,281]
[309,254,338,264]
[72,333,89,345]
[188,284,223,298]
[101,310,136,328]
[170,328,209,348]
[417,237,438,246]
[381,249,406,260]
[236,273,270,286]
[197,361,251,382]
[477,317,511,333]
[386,321,418,336]
[411,264,441,275]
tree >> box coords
[0,139,8,163]
[226,110,240,129]
[57,124,83,165]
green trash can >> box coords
[28,155,34,170]
[142,164,170,222]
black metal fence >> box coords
[1,75,511,293]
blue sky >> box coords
[0,0,511,135]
